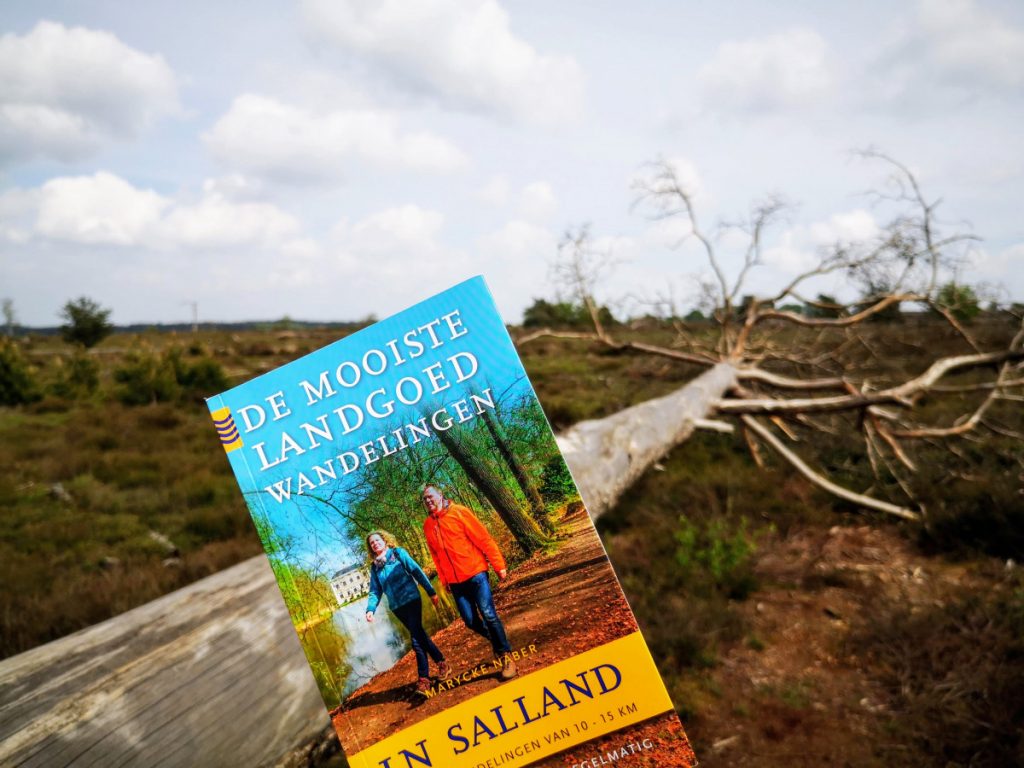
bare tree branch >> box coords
[741,415,920,521]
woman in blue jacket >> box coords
[364,530,450,695]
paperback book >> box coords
[208,276,697,768]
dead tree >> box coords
[522,152,1024,521]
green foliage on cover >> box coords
[538,454,576,506]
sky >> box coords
[1,0,1022,326]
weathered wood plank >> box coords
[0,557,327,767]
[0,365,736,767]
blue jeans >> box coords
[449,572,511,656]
[391,597,444,679]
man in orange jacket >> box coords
[421,484,518,679]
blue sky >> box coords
[1,0,1022,325]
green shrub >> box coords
[51,352,100,399]
[175,354,229,400]
[522,298,616,328]
[114,350,181,405]
[0,339,40,405]
[674,515,762,599]
[934,282,981,323]
[114,347,228,405]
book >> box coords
[208,276,697,768]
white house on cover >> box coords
[330,563,370,605]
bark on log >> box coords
[556,362,739,519]
[0,557,327,768]
[0,363,739,766]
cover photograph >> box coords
[208,276,696,768]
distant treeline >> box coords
[5,319,369,337]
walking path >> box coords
[332,505,639,750]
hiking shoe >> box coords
[415,677,432,697]
[437,660,452,680]
[500,658,518,680]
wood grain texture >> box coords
[0,557,328,767]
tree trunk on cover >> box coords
[434,424,549,556]
[480,406,556,535]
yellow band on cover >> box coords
[210,407,243,453]
[348,631,673,768]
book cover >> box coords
[208,276,697,768]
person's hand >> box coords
[498,568,508,581]
[430,594,440,607]
[365,612,374,623]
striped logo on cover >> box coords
[211,407,243,453]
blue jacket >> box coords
[366,547,436,614]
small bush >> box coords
[0,339,40,405]
[114,350,181,405]
[675,516,762,599]
[114,347,228,405]
[51,352,100,399]
[175,354,229,400]
[934,282,981,323]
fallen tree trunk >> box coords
[0,364,738,767]
[557,362,739,519]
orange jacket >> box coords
[423,502,506,587]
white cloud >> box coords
[518,181,557,221]
[477,177,558,220]
[479,219,557,264]
[201,174,267,201]
[477,219,558,318]
[917,0,1024,89]
[478,175,510,206]
[874,0,1024,106]
[158,192,299,248]
[35,173,168,245]
[765,208,880,275]
[5,172,299,249]
[698,28,833,113]
[323,205,472,310]
[969,242,1024,296]
[349,204,445,253]
[0,21,179,164]
[300,0,584,122]
[204,94,468,184]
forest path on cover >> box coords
[332,505,638,750]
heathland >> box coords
[1,315,1022,766]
